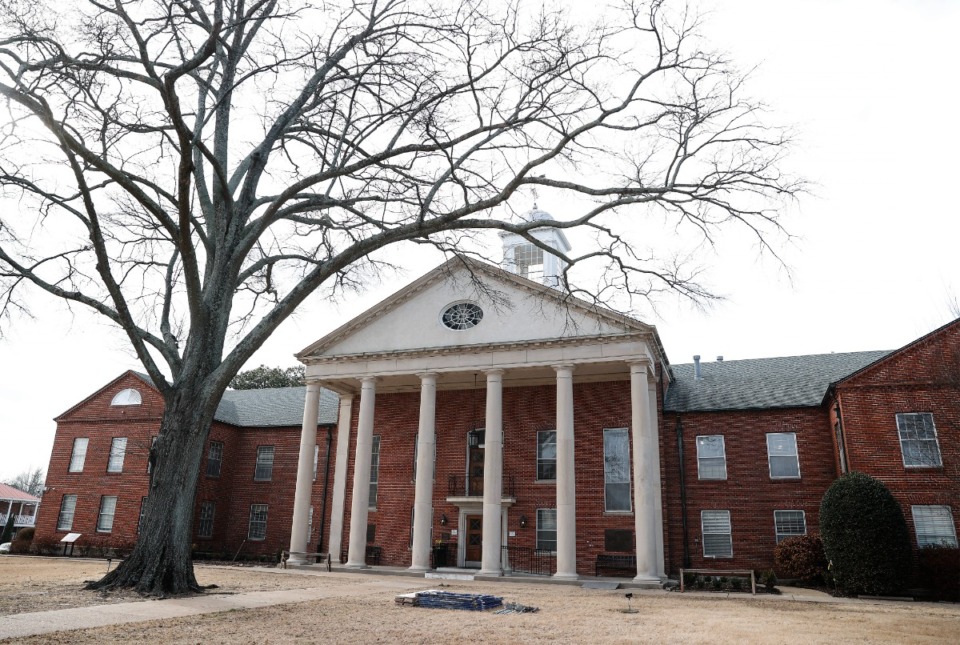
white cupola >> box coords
[499,206,572,288]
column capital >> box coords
[359,375,379,385]
[338,392,354,404]
[483,368,505,377]
[416,371,439,381]
[552,363,575,373]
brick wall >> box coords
[35,372,337,560]
[660,406,838,574]
[337,380,657,576]
[833,320,960,550]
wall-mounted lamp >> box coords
[519,514,528,529]
[440,513,448,526]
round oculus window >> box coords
[441,302,484,330]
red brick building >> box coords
[34,225,959,581]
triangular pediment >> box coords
[298,258,656,360]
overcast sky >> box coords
[1,0,958,482]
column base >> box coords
[553,571,579,581]
[632,573,661,585]
[285,556,309,567]
[408,565,430,573]
[344,561,369,569]
[476,568,502,577]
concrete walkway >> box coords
[0,565,868,641]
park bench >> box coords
[679,568,756,594]
[595,553,637,577]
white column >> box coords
[288,382,322,565]
[326,393,354,562]
[553,364,578,580]
[346,377,377,568]
[631,362,659,582]
[649,382,665,579]
[410,373,438,572]
[478,369,504,576]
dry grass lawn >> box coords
[0,557,350,616]
[2,556,959,644]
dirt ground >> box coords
[2,557,959,644]
[0,557,351,616]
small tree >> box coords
[3,468,45,498]
[819,472,912,596]
[0,514,14,544]
[230,365,305,390]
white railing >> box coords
[0,514,36,527]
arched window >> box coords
[111,388,142,406]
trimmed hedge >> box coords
[819,472,912,596]
[917,545,960,602]
[774,533,828,584]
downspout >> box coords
[834,397,848,474]
[675,414,691,569]
[318,426,334,554]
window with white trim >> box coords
[696,435,727,480]
[68,438,88,473]
[536,430,556,481]
[110,388,142,406]
[701,510,732,558]
[603,428,631,512]
[307,506,314,544]
[57,494,77,531]
[107,437,127,473]
[368,435,381,509]
[97,496,117,533]
[536,508,557,552]
[313,444,319,481]
[767,433,800,479]
[248,504,268,540]
[514,243,544,282]
[897,413,942,467]
[206,441,223,478]
[774,510,807,543]
[198,501,215,539]
[912,505,957,547]
[254,445,274,481]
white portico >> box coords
[289,256,667,583]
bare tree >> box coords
[0,0,798,593]
[4,467,44,498]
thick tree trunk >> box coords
[86,387,216,596]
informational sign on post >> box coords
[60,532,81,557]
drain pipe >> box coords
[675,414,691,568]
[318,426,334,554]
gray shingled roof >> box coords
[215,386,340,427]
[664,350,892,412]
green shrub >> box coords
[682,571,697,589]
[917,545,960,602]
[730,577,744,591]
[15,527,35,542]
[762,570,778,590]
[819,472,911,596]
[711,577,723,590]
[775,533,829,584]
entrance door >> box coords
[465,514,483,564]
